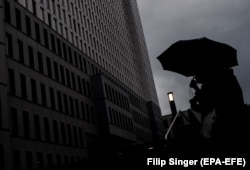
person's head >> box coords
[194,68,233,84]
[194,71,212,84]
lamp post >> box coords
[165,92,179,141]
[167,92,177,117]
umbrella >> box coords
[157,37,238,77]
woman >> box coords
[189,69,245,151]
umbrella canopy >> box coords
[157,37,238,77]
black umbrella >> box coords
[157,37,238,77]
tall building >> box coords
[0,0,164,169]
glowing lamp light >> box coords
[167,92,177,116]
[168,92,174,102]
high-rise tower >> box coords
[0,0,164,169]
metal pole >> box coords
[165,111,180,141]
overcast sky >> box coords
[137,0,250,115]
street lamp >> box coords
[165,92,180,141]
[167,92,177,116]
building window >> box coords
[31,0,37,15]
[49,87,55,109]
[62,43,67,60]
[83,58,87,73]
[57,91,63,112]
[71,72,76,90]
[65,156,70,165]
[50,34,56,52]
[69,96,75,116]
[28,46,34,69]
[35,23,41,43]
[26,151,33,170]
[48,13,51,27]
[66,69,71,87]
[43,29,49,47]
[4,0,11,23]
[60,65,65,85]
[8,69,16,95]
[90,106,94,123]
[37,152,43,169]
[74,51,78,67]
[73,126,78,147]
[38,51,44,73]
[82,78,86,96]
[23,111,30,138]
[68,15,72,29]
[78,128,83,148]
[40,7,44,21]
[6,33,13,58]
[86,81,91,97]
[57,4,61,19]
[20,74,27,99]
[26,16,31,36]
[44,117,50,142]
[57,39,62,57]
[68,47,73,63]
[15,8,22,30]
[67,124,73,146]
[40,83,47,106]
[86,104,89,122]
[81,102,86,120]
[11,107,18,136]
[34,114,41,140]
[64,27,68,39]
[53,120,59,143]
[74,99,80,118]
[17,40,24,64]
[60,122,67,144]
[63,94,69,115]
[52,0,55,14]
[77,76,82,93]
[47,0,50,10]
[47,153,53,167]
[56,155,62,166]
[46,57,52,78]
[31,79,37,103]
[53,61,59,81]
[78,55,83,70]
[13,150,21,170]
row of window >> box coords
[12,149,84,170]
[6,33,93,98]
[134,127,152,142]
[38,0,130,67]
[11,107,84,148]
[8,68,95,123]
[11,0,139,89]
[104,83,130,111]
[108,107,134,132]
[129,93,145,111]
[6,1,116,71]
[132,109,151,129]
[4,5,92,73]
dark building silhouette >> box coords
[0,0,164,169]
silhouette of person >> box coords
[189,68,245,151]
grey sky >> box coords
[137,0,250,115]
